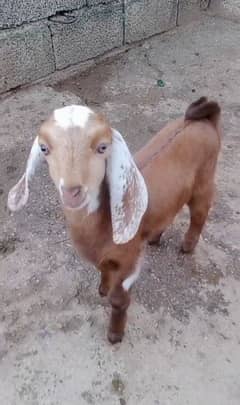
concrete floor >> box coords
[0,14,240,405]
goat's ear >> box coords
[8,137,43,211]
[107,129,148,244]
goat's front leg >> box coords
[98,259,119,297]
[108,283,131,344]
[148,231,163,246]
[99,271,110,297]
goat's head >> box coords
[8,105,148,244]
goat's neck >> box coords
[63,179,112,265]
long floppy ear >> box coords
[106,129,148,244]
[8,137,43,212]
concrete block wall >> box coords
[125,0,177,43]
[51,1,123,69]
[0,1,86,28]
[210,0,240,20]
[0,0,202,93]
[0,22,55,92]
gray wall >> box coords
[0,0,203,93]
[210,0,240,20]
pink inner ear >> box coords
[8,174,29,212]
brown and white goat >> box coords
[8,97,221,344]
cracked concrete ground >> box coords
[0,14,240,405]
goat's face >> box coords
[38,106,112,210]
[8,105,148,244]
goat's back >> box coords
[135,109,221,234]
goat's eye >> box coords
[96,143,108,154]
[40,144,50,156]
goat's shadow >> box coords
[134,225,228,322]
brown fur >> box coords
[9,99,221,344]
[63,98,221,343]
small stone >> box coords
[157,79,165,88]
[112,373,125,395]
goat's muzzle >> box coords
[60,185,86,209]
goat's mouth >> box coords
[60,190,87,210]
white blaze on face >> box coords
[54,105,93,129]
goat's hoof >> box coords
[108,330,124,344]
[181,240,195,254]
[98,283,109,297]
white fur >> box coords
[107,129,148,244]
[8,136,43,212]
[87,190,100,214]
[122,257,142,291]
[26,136,43,179]
[54,105,93,130]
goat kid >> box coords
[8,97,221,344]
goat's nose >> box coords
[62,185,82,198]
[60,184,85,209]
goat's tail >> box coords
[185,97,221,128]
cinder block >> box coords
[0,0,86,28]
[210,0,240,21]
[50,1,123,69]
[0,22,55,93]
[177,0,202,25]
[125,0,177,43]
[87,0,114,5]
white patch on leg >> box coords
[122,257,143,291]
[54,105,93,130]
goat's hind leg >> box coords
[182,186,213,253]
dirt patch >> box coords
[0,235,19,258]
